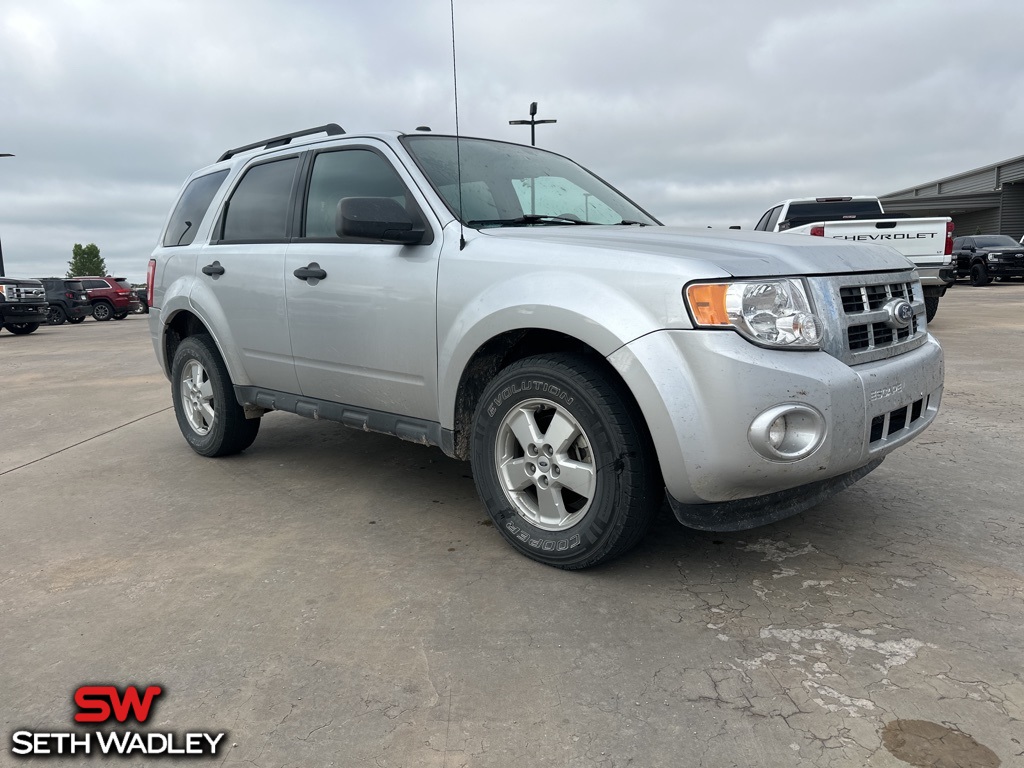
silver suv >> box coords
[148,124,943,568]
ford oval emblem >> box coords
[886,299,914,328]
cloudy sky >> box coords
[3,0,1024,283]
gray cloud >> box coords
[2,0,1023,281]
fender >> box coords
[437,269,672,429]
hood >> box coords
[473,225,912,278]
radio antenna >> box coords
[450,0,466,250]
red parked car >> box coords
[79,276,141,321]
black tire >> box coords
[93,301,114,321]
[970,263,992,286]
[470,353,660,569]
[113,312,128,320]
[170,335,260,457]
[67,316,86,325]
[5,323,40,335]
[924,296,939,323]
[46,306,67,326]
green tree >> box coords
[67,243,106,277]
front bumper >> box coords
[608,329,943,518]
[986,261,1024,278]
[1,304,48,324]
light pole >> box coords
[0,153,12,277]
[509,102,557,146]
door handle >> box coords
[293,263,327,281]
[202,262,225,276]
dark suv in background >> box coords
[37,278,92,325]
[79,276,141,320]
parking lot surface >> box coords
[2,285,1022,767]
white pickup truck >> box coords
[754,196,955,322]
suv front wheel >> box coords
[971,263,992,286]
[171,335,260,457]
[470,354,659,569]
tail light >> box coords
[147,259,156,308]
[809,226,825,237]
[65,291,74,299]
[945,220,954,255]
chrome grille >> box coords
[809,270,928,366]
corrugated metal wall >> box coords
[941,168,998,195]
[951,209,999,237]
[998,159,1024,185]
[999,183,1024,239]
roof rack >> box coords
[217,123,345,162]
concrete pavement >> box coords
[1,286,1021,767]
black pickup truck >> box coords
[0,277,48,334]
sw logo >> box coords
[74,685,163,723]
[9,684,226,758]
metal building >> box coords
[880,154,1024,240]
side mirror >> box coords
[336,197,424,244]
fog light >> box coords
[768,416,787,449]
[749,404,825,461]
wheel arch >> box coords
[447,328,656,469]
[159,306,251,389]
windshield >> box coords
[402,136,659,228]
[974,235,1019,248]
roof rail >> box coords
[217,123,345,162]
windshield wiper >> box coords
[616,220,650,226]
[468,214,595,228]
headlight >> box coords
[987,253,999,261]
[685,278,822,349]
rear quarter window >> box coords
[163,170,229,247]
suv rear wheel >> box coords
[92,301,114,321]
[171,335,260,457]
[470,354,659,569]
[46,306,67,325]
[4,323,40,335]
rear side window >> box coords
[221,158,299,242]
[66,281,85,292]
[163,170,228,247]
[82,279,108,290]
